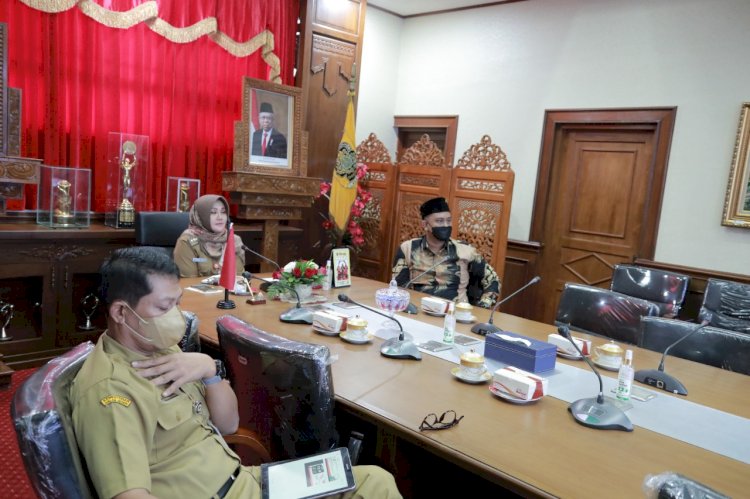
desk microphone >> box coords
[242,271,312,325]
[400,257,449,314]
[241,245,282,271]
[634,319,709,396]
[471,276,541,336]
[558,325,633,431]
[338,294,421,360]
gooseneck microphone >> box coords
[400,257,449,314]
[558,325,633,431]
[634,320,709,396]
[241,245,282,271]
[242,271,312,325]
[471,276,541,336]
[338,294,421,360]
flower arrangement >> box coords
[267,260,326,299]
[317,162,373,252]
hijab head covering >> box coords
[187,194,230,258]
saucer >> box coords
[489,385,542,404]
[592,358,620,371]
[312,326,340,337]
[422,308,446,317]
[557,350,583,360]
[450,367,491,384]
[340,332,373,344]
[455,315,477,324]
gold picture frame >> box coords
[722,102,750,228]
[233,77,305,177]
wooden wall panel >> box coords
[502,240,542,320]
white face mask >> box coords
[122,305,187,350]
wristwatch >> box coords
[202,359,226,386]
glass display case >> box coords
[105,132,149,228]
[166,176,200,212]
[36,165,91,228]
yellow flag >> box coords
[330,92,358,230]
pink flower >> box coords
[272,270,281,279]
[318,182,331,198]
[322,219,334,230]
[351,234,365,247]
[355,163,368,180]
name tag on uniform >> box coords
[192,257,207,263]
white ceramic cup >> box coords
[455,302,473,321]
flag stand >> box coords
[216,289,236,309]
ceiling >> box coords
[368,0,521,18]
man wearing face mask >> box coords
[391,197,500,308]
[70,247,401,498]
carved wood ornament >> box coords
[356,133,392,164]
[456,135,512,171]
[398,134,446,167]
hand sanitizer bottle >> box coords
[616,350,634,401]
[322,259,332,291]
[442,302,456,344]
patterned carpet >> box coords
[0,368,36,498]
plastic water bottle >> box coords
[616,350,634,401]
[442,302,456,344]
[322,259,332,291]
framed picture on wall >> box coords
[722,102,750,229]
[332,247,352,288]
[233,77,305,177]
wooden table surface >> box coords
[180,276,750,498]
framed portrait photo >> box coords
[332,247,352,288]
[233,77,305,177]
[722,102,750,228]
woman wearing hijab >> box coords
[173,194,246,277]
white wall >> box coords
[357,0,750,275]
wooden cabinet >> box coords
[0,222,303,369]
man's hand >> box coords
[132,353,215,397]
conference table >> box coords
[180,276,750,498]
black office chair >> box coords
[134,211,189,256]
[555,282,661,345]
[698,278,750,334]
[639,316,750,375]
[610,264,689,318]
[217,315,362,463]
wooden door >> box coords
[531,109,676,323]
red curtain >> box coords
[0,0,298,211]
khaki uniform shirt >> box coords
[70,334,242,498]
[173,232,246,278]
[391,237,500,308]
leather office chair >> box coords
[134,211,189,256]
[610,264,689,318]
[217,315,362,463]
[639,316,750,375]
[698,278,750,334]
[555,282,661,345]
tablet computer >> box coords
[261,447,356,499]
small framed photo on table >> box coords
[332,248,351,288]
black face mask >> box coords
[431,226,452,241]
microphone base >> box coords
[634,369,688,395]
[405,303,418,315]
[568,397,633,431]
[279,306,314,324]
[380,337,422,360]
[471,322,501,336]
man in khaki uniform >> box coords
[70,247,400,498]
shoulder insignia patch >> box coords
[187,237,199,247]
[100,395,132,407]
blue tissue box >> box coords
[484,331,557,373]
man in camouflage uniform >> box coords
[391,197,500,308]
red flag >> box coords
[250,89,260,136]
[219,223,236,290]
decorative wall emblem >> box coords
[399,134,446,167]
[456,135,512,171]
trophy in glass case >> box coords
[37,165,92,228]
[53,179,74,226]
[167,176,201,212]
[78,293,100,331]
[118,140,137,227]
[179,182,190,212]
[0,302,14,342]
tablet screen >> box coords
[261,448,355,499]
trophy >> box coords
[178,182,190,212]
[118,140,137,227]
[53,179,75,226]
[0,302,14,342]
[78,293,100,331]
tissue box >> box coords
[484,331,557,373]
[421,296,449,313]
[312,311,343,333]
[546,333,591,356]
[492,366,548,401]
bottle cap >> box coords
[625,349,633,361]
